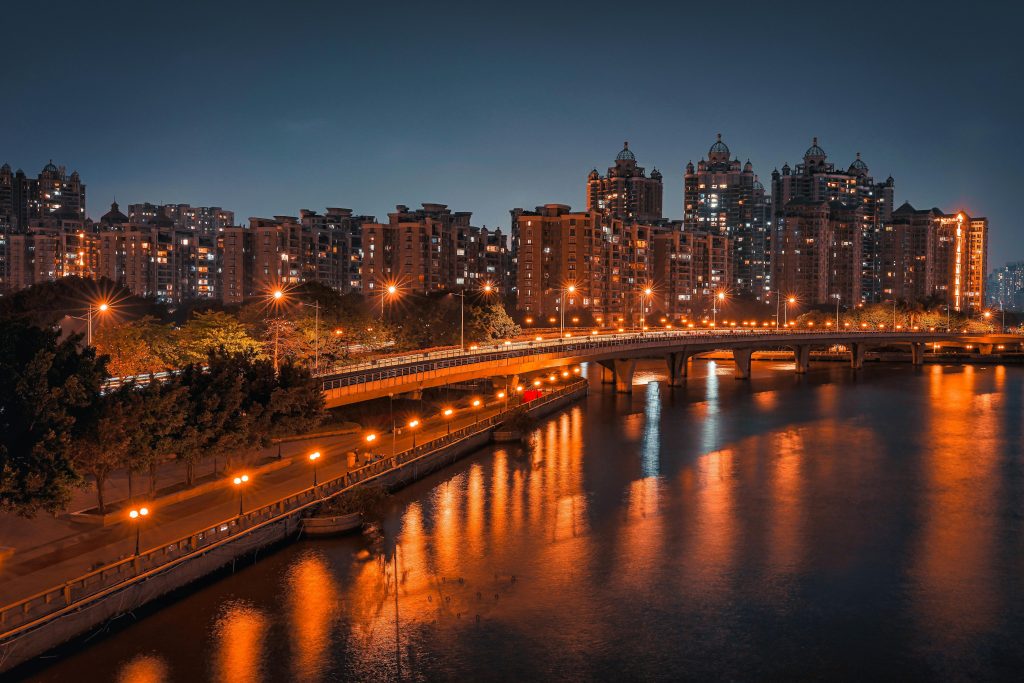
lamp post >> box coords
[784,296,796,327]
[128,506,149,556]
[443,407,454,434]
[271,289,285,374]
[712,291,725,327]
[308,451,321,487]
[381,284,398,318]
[560,284,576,339]
[641,287,653,336]
[833,293,841,329]
[232,474,250,516]
[407,419,420,448]
[71,301,111,346]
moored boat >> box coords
[302,512,363,536]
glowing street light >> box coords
[232,474,250,516]
[407,418,420,447]
[72,300,113,346]
[712,291,726,327]
[560,284,577,339]
[128,506,150,556]
[443,407,454,434]
[784,296,796,328]
[641,287,653,335]
[308,451,321,486]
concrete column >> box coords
[850,343,866,370]
[613,358,637,393]
[911,343,925,365]
[793,345,811,374]
[599,361,615,385]
[732,348,753,380]
[666,350,688,386]
[978,344,993,356]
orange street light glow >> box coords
[365,433,377,443]
[308,451,321,462]
[232,474,250,485]
[408,419,420,428]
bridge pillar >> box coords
[978,344,994,356]
[666,350,688,386]
[850,343,867,370]
[598,361,615,385]
[911,343,926,365]
[732,348,753,380]
[793,345,811,374]
[613,359,637,394]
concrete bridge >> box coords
[321,329,1021,406]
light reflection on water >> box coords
[24,362,1024,681]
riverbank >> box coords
[0,381,587,674]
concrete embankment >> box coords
[0,382,587,674]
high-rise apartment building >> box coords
[586,142,663,222]
[0,161,86,232]
[361,204,503,295]
[987,262,1024,312]
[771,140,893,303]
[683,135,769,298]
[651,229,731,317]
[128,203,234,237]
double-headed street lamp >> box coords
[128,505,150,556]
[232,474,250,516]
[308,451,321,487]
[407,419,420,448]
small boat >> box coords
[302,512,363,537]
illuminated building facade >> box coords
[0,161,86,233]
[683,134,769,299]
[771,139,893,302]
[651,229,731,317]
[586,142,663,223]
[987,262,1024,312]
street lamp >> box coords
[443,407,454,434]
[784,296,796,328]
[560,284,576,339]
[128,506,150,556]
[308,451,321,487]
[380,282,399,319]
[407,419,420,447]
[641,287,653,335]
[712,291,725,327]
[71,301,112,346]
[232,474,250,516]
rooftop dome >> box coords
[753,175,764,191]
[42,160,59,173]
[848,152,868,174]
[101,201,129,225]
[804,137,826,159]
[709,133,730,156]
[1,163,10,173]
[615,141,636,162]
[651,167,662,180]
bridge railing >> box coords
[0,379,588,640]
[320,329,969,392]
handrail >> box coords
[319,329,981,392]
[0,380,588,639]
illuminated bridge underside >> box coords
[321,332,1018,406]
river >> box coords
[20,360,1024,681]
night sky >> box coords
[4,1,1021,264]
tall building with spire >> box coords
[770,138,893,304]
[586,142,663,222]
[683,134,770,299]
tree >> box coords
[176,310,263,365]
[73,390,131,514]
[466,302,522,342]
[93,316,176,377]
[0,321,106,516]
[121,379,188,497]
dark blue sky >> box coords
[4,1,1021,264]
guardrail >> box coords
[320,329,975,392]
[0,380,588,641]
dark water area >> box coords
[21,361,1024,682]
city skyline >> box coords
[2,2,1020,263]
